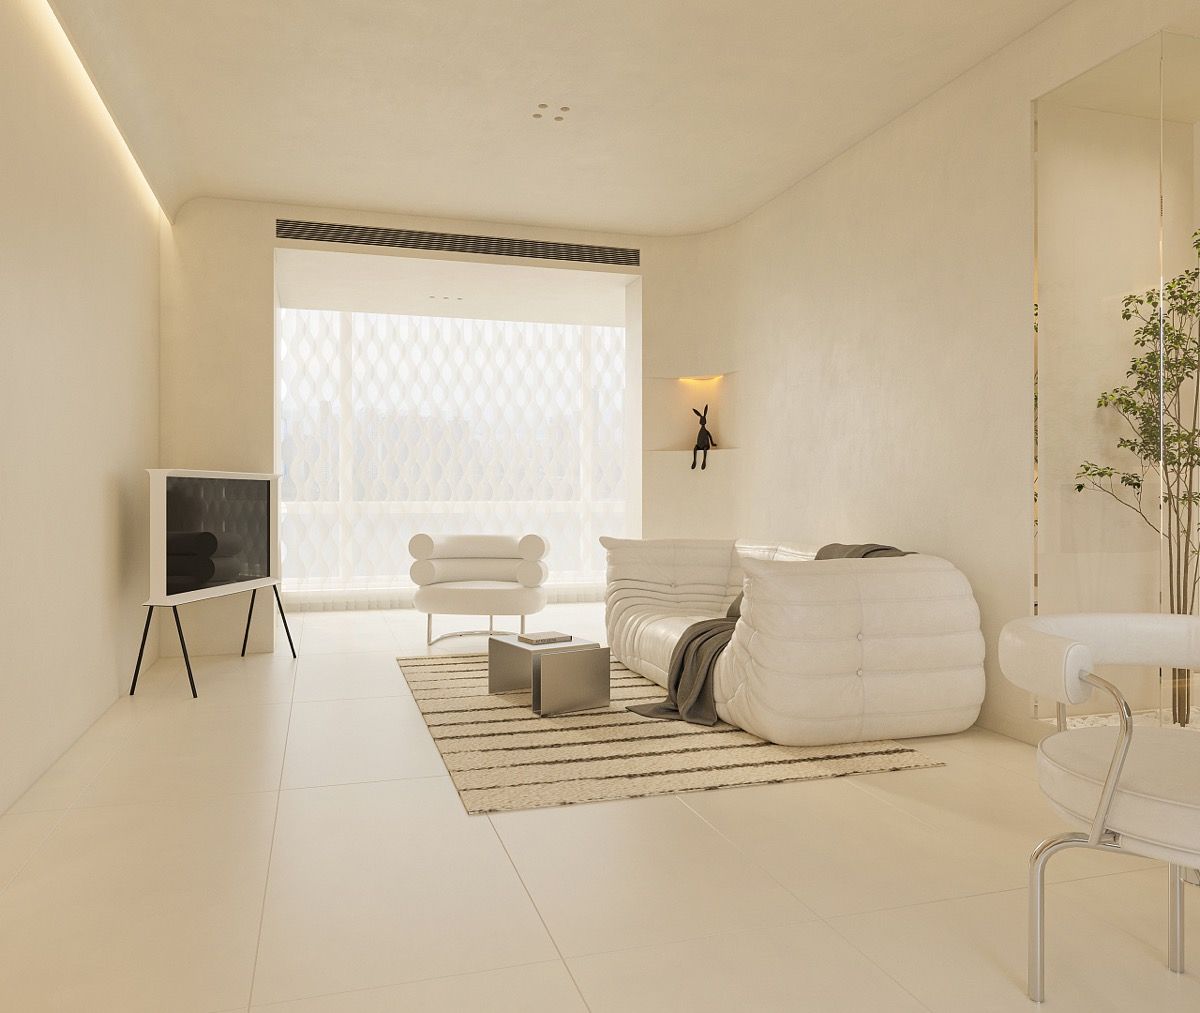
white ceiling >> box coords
[275,248,633,326]
[51,0,1073,235]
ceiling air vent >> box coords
[275,219,639,267]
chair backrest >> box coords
[999,613,1200,705]
[408,533,548,588]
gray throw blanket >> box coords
[628,617,735,726]
[815,542,909,559]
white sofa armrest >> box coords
[715,553,985,744]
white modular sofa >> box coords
[410,533,548,644]
[602,537,985,745]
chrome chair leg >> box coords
[1029,832,1090,1003]
[1170,864,1186,973]
[426,615,517,645]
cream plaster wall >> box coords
[0,0,162,809]
[715,0,1199,742]
[639,228,741,539]
[155,0,1200,738]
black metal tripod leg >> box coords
[241,588,257,657]
[172,605,198,698]
[273,584,297,658]
[129,606,154,695]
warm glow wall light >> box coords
[29,0,165,218]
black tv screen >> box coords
[164,476,271,595]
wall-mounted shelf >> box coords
[643,371,739,453]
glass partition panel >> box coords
[1034,35,1166,721]
[1160,32,1200,723]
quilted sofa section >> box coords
[601,538,985,745]
[715,554,985,745]
[601,537,743,687]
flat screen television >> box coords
[147,469,280,605]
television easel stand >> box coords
[128,580,296,698]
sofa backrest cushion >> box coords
[737,553,980,646]
[600,537,742,614]
[735,541,817,562]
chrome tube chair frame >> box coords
[1026,673,1145,1003]
[1000,614,1200,1004]
[426,613,525,647]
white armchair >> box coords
[999,613,1200,1002]
[409,533,548,645]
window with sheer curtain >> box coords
[278,308,626,600]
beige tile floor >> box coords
[0,603,1196,1012]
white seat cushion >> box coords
[413,581,546,616]
[612,607,723,688]
[1038,726,1200,865]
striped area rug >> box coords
[398,652,943,814]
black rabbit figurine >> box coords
[692,404,716,470]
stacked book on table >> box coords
[517,631,572,645]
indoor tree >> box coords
[1076,228,1200,726]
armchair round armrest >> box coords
[1000,613,1200,706]
[516,559,548,588]
[518,534,549,560]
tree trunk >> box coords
[1172,667,1191,726]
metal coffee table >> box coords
[487,635,611,716]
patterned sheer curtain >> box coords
[278,308,626,602]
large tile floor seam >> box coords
[484,813,594,1012]
[821,906,940,1012]
[838,772,950,831]
[673,791,836,915]
[0,809,71,902]
[7,705,145,816]
[245,684,295,1010]
[565,912,824,963]
[244,958,576,1012]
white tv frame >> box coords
[146,468,281,607]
